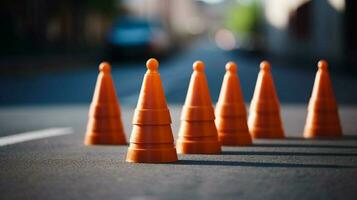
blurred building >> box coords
[1,0,356,67]
[263,0,356,64]
[0,0,117,55]
[196,0,356,67]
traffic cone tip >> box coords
[260,61,270,71]
[318,60,328,70]
[225,62,237,72]
[146,58,159,71]
[193,60,205,72]
[99,62,111,72]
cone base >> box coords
[303,126,342,138]
[84,131,127,145]
[250,128,285,139]
[176,139,221,154]
[126,145,178,163]
[219,131,252,146]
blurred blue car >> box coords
[106,16,171,60]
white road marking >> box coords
[0,127,73,146]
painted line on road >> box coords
[0,127,73,147]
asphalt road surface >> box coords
[1,105,357,200]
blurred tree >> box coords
[86,0,117,14]
[225,1,261,34]
[223,1,262,50]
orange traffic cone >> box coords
[84,62,127,145]
[304,60,342,138]
[176,61,221,154]
[215,62,252,146]
[126,58,178,163]
[248,61,285,139]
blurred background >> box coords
[0,0,356,106]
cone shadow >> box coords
[341,135,357,140]
[176,160,354,169]
[279,137,306,141]
[254,143,357,149]
[256,136,357,141]
[221,151,357,157]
